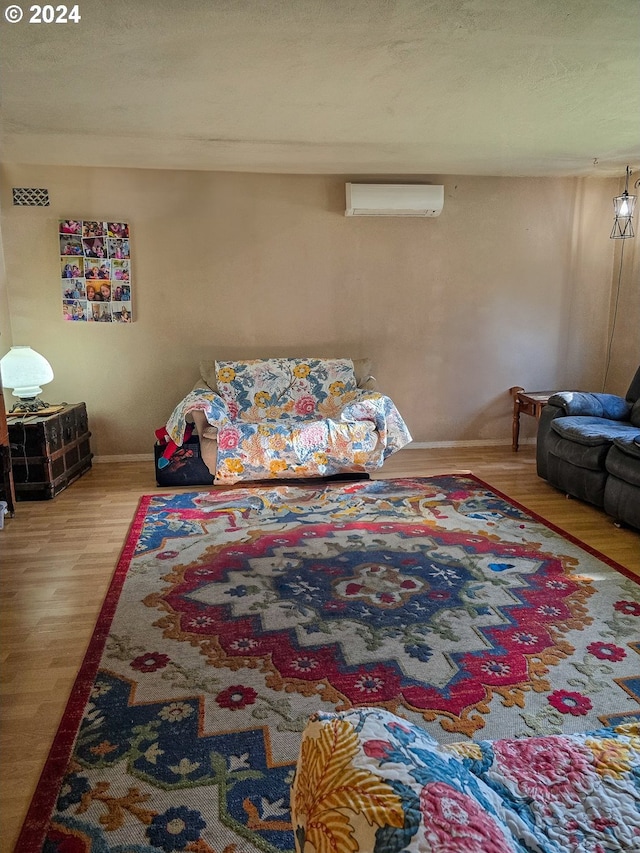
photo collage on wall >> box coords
[59,220,133,323]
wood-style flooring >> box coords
[1,447,638,850]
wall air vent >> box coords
[12,187,50,206]
[345,183,444,217]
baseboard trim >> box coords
[408,438,535,449]
[93,454,155,463]
[93,439,535,464]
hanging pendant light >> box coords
[610,166,636,239]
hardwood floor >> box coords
[1,447,638,850]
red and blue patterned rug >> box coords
[19,476,640,852]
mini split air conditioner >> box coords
[345,183,444,217]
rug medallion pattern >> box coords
[21,476,640,852]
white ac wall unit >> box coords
[345,183,444,217]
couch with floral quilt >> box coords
[291,707,640,853]
[163,357,412,485]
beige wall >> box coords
[0,166,627,457]
[0,219,12,352]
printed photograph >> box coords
[61,258,84,279]
[112,259,130,281]
[112,302,133,323]
[107,222,129,239]
[83,237,107,258]
[107,238,130,259]
[86,282,112,302]
[111,283,127,302]
[82,221,106,238]
[60,235,83,256]
[85,260,111,280]
[59,219,82,235]
[62,279,86,300]
[89,302,113,322]
[63,300,88,322]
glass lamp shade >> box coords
[613,193,636,218]
[0,346,54,399]
[611,192,637,239]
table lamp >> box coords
[0,346,54,412]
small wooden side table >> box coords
[509,387,555,452]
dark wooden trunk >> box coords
[9,403,92,500]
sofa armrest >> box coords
[358,374,378,392]
[536,404,564,479]
[536,392,633,482]
[548,391,631,420]
[166,388,232,447]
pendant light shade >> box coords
[611,166,637,239]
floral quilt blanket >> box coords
[165,358,412,484]
[292,707,640,853]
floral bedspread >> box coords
[291,707,640,853]
[215,357,361,420]
[164,358,412,483]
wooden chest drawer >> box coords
[8,403,93,500]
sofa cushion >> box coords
[214,357,358,421]
[631,398,640,427]
[550,416,639,446]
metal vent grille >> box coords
[12,187,50,206]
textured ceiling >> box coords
[1,0,639,176]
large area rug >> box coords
[19,475,640,852]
